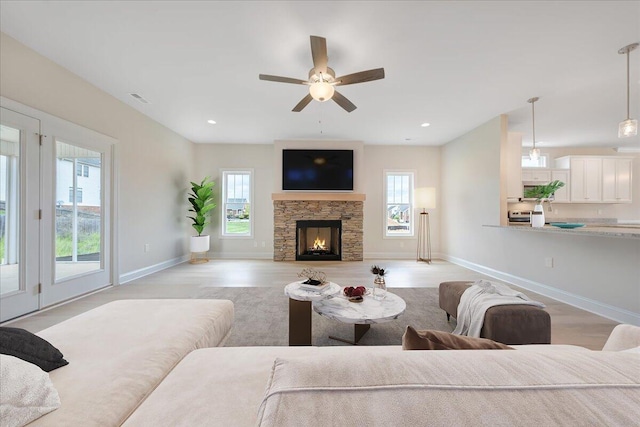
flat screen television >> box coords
[282,149,354,191]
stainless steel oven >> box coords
[508,210,532,225]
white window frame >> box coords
[383,170,415,238]
[220,169,253,238]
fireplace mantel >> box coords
[272,193,366,202]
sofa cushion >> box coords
[28,299,234,427]
[402,326,512,350]
[0,327,68,372]
[602,324,640,351]
[0,354,61,427]
[257,351,640,426]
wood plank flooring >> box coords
[3,259,619,349]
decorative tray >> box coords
[550,223,585,229]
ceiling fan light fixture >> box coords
[618,42,639,138]
[309,81,335,102]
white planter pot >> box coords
[531,204,545,228]
[190,235,210,253]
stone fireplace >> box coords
[273,193,365,261]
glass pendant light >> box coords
[618,43,639,138]
[528,97,540,160]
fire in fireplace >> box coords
[296,220,341,261]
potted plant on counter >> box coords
[187,176,216,262]
[524,180,565,227]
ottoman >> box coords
[438,281,551,345]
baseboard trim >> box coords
[364,252,443,260]
[119,254,190,284]
[209,252,273,260]
[442,254,639,326]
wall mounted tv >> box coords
[282,149,354,191]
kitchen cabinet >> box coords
[602,158,632,203]
[551,169,570,202]
[568,157,602,202]
[522,169,551,183]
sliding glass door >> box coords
[0,108,41,321]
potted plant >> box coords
[523,180,565,227]
[187,177,216,255]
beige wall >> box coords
[193,144,275,258]
[0,33,196,278]
[441,116,639,324]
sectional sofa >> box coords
[12,299,640,426]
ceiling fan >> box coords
[259,35,385,113]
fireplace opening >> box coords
[296,220,342,261]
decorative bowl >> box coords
[550,223,585,229]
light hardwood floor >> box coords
[3,259,619,350]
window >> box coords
[222,170,252,237]
[521,154,548,168]
[68,187,83,203]
[384,171,414,237]
[76,164,89,177]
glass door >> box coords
[0,108,41,321]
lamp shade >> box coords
[529,147,540,160]
[618,118,638,138]
[415,187,436,210]
[309,81,335,102]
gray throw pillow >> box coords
[0,327,68,372]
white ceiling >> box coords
[1,1,639,149]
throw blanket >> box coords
[452,280,545,337]
[257,351,640,426]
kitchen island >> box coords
[487,224,640,239]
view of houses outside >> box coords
[386,173,413,235]
[55,141,102,279]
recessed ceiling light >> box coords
[207,120,216,125]
[421,122,430,127]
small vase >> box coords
[531,203,545,228]
[373,275,387,300]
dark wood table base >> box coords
[329,324,371,345]
[289,299,312,346]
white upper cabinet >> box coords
[521,169,551,183]
[602,158,632,203]
[555,156,632,204]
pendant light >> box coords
[618,43,638,138]
[528,97,540,160]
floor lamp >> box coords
[415,188,435,263]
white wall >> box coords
[193,144,274,259]
[0,32,196,278]
[442,116,640,325]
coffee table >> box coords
[313,291,406,344]
[284,281,341,346]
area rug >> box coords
[196,287,454,346]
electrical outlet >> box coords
[144,243,150,253]
[545,257,553,268]
[261,241,266,248]
[253,241,258,248]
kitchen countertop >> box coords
[486,223,640,239]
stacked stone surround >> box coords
[273,198,364,261]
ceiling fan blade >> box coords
[259,74,308,85]
[310,35,328,75]
[335,68,385,86]
[332,90,357,113]
[292,93,313,112]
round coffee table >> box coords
[284,281,341,346]
[313,291,406,344]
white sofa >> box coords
[19,300,639,427]
[28,299,234,427]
